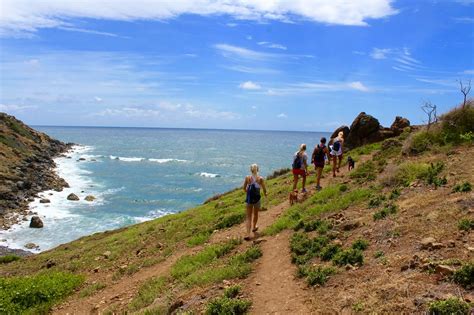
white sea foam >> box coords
[110,155,144,162]
[199,172,220,178]
[148,158,188,163]
[134,209,174,223]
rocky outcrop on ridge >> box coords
[0,113,72,229]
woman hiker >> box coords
[330,131,345,177]
[243,164,267,241]
[311,137,331,190]
[292,144,309,193]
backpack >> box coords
[312,145,325,163]
[246,177,261,204]
[332,140,341,152]
[292,153,302,169]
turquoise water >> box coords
[0,127,329,251]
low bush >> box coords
[426,162,447,188]
[458,219,474,231]
[332,249,364,267]
[267,168,290,180]
[297,265,336,286]
[390,162,432,187]
[224,285,242,299]
[320,244,342,261]
[0,272,84,314]
[368,195,386,208]
[352,239,369,251]
[428,298,471,315]
[453,182,472,193]
[206,296,251,315]
[389,188,401,200]
[440,103,474,144]
[0,255,21,264]
[373,204,398,220]
[452,262,474,289]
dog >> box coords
[289,189,298,205]
[348,156,355,171]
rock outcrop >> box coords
[29,216,44,228]
[0,113,72,229]
[331,112,411,150]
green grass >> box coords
[350,160,377,183]
[186,232,211,246]
[428,298,471,315]
[458,219,474,231]
[0,255,21,264]
[390,162,431,187]
[332,249,364,267]
[128,276,168,312]
[453,182,472,193]
[0,271,84,314]
[452,262,474,289]
[205,296,251,315]
[79,282,106,298]
[223,285,242,299]
[373,204,398,220]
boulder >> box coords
[345,112,383,149]
[420,237,437,250]
[390,116,410,135]
[24,242,39,250]
[67,193,79,201]
[29,216,44,228]
[434,265,455,277]
[85,195,96,202]
[39,198,50,204]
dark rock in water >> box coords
[330,126,350,140]
[39,198,50,204]
[78,158,86,161]
[30,216,44,228]
[67,193,80,201]
[85,195,96,202]
[24,243,39,250]
[390,116,411,135]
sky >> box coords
[0,0,473,132]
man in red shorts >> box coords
[311,137,331,191]
[292,144,308,193]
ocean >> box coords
[0,127,329,252]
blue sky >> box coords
[0,0,473,131]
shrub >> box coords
[352,239,369,251]
[391,162,431,187]
[339,184,348,192]
[332,249,364,267]
[453,182,472,193]
[224,285,242,299]
[428,298,471,315]
[320,244,342,261]
[373,204,398,220]
[303,219,323,232]
[368,195,386,208]
[0,255,21,264]
[305,266,336,286]
[206,297,251,315]
[374,250,384,259]
[426,162,447,188]
[440,103,474,144]
[0,272,84,314]
[389,188,401,200]
[452,262,474,289]
[407,130,444,155]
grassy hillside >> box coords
[0,104,473,314]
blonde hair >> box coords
[300,144,307,151]
[250,164,259,176]
[338,131,344,139]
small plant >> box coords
[460,131,474,142]
[452,262,474,289]
[427,162,447,188]
[352,302,365,312]
[301,266,336,286]
[428,298,471,315]
[368,195,386,208]
[374,250,384,259]
[0,255,21,264]
[373,204,398,220]
[206,297,251,315]
[389,188,401,200]
[332,249,364,267]
[224,285,241,299]
[303,219,323,232]
[339,184,348,192]
[458,219,474,231]
[320,244,342,261]
[453,182,472,193]
[352,239,369,251]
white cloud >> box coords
[0,104,38,112]
[57,26,121,37]
[184,106,241,120]
[258,41,287,50]
[246,35,253,40]
[251,105,257,110]
[370,48,391,59]
[0,0,398,36]
[453,17,474,23]
[94,107,161,117]
[94,96,103,102]
[226,22,238,27]
[222,65,280,74]
[348,81,370,92]
[277,113,287,118]
[239,81,262,90]
[214,44,280,61]
[463,69,474,75]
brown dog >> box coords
[289,189,298,205]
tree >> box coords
[421,101,438,130]
[458,79,471,108]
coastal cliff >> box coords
[0,113,71,230]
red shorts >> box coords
[292,169,306,176]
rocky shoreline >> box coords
[0,113,73,231]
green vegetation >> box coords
[458,219,474,232]
[320,244,342,261]
[452,262,474,289]
[332,249,364,267]
[453,182,472,193]
[374,250,384,259]
[350,160,377,183]
[352,302,365,312]
[426,162,447,188]
[297,265,336,286]
[428,298,471,315]
[0,272,83,314]
[79,282,106,298]
[186,232,211,246]
[373,204,398,220]
[205,285,251,315]
[0,255,21,264]
[352,238,369,251]
[129,276,168,312]
[389,188,401,200]
[368,195,386,208]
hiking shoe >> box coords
[316,185,322,191]
[301,188,307,193]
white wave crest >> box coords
[148,158,188,163]
[199,172,220,178]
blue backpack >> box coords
[246,177,261,204]
[332,140,341,152]
[292,153,302,169]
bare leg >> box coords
[317,167,323,187]
[245,205,252,239]
[302,175,306,190]
[337,155,343,172]
[252,205,259,232]
[293,174,299,190]
[332,156,337,177]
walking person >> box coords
[330,131,345,177]
[243,164,267,241]
[292,144,309,193]
[311,137,331,190]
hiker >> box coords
[243,164,267,241]
[292,144,308,193]
[311,137,331,190]
[330,131,345,177]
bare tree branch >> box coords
[458,79,472,108]
[421,100,437,130]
